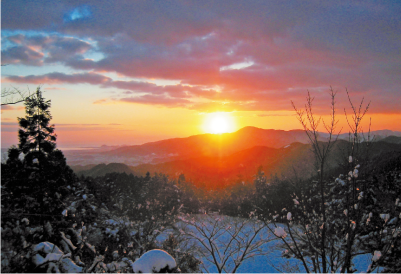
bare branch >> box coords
[178,214,274,273]
[1,86,35,106]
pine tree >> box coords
[14,87,75,189]
[3,87,75,225]
[17,87,57,166]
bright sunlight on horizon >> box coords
[203,112,236,134]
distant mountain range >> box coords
[102,127,401,161]
[71,127,401,188]
[65,127,313,167]
[61,127,401,167]
[74,142,314,185]
[103,127,311,159]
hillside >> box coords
[72,139,401,189]
[61,127,401,167]
[131,142,314,187]
[63,127,313,166]
[75,163,135,177]
[379,136,401,144]
[104,127,312,159]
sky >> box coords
[1,0,401,148]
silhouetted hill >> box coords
[131,142,315,188]
[105,127,401,163]
[320,130,401,141]
[75,163,135,177]
[59,127,401,167]
[70,164,98,173]
[379,136,401,144]
[131,139,401,188]
[72,142,315,184]
[104,127,312,162]
[72,138,401,188]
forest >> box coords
[1,88,400,273]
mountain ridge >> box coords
[71,138,401,189]
[104,127,313,160]
[62,127,401,167]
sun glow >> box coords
[203,112,236,134]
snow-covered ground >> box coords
[159,214,372,273]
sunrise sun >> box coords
[203,112,236,134]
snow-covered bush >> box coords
[131,249,178,273]
[1,172,198,272]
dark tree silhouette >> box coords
[2,87,75,226]
[17,87,57,166]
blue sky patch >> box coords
[64,5,92,22]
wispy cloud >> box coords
[2,1,400,114]
[5,72,111,85]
